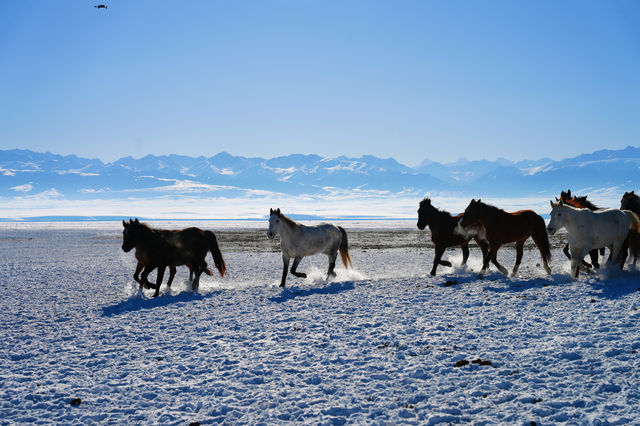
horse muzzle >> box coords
[546,225,556,235]
[122,244,133,252]
[417,222,426,230]
[266,231,274,240]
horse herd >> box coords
[121,190,640,296]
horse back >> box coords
[485,209,544,244]
[284,223,342,257]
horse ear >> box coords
[122,220,127,227]
[270,208,273,215]
[276,208,281,215]
[134,218,139,224]
[550,200,555,208]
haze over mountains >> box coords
[2,147,639,202]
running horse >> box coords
[122,219,226,297]
[267,208,352,287]
[459,199,552,277]
[620,191,640,266]
[556,190,605,268]
[417,198,489,276]
[547,201,629,277]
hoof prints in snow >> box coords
[0,225,639,423]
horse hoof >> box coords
[299,273,307,279]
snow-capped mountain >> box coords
[1,147,639,200]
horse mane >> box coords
[419,198,453,218]
[559,191,600,210]
[474,200,507,214]
[274,210,300,230]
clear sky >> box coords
[1,0,639,165]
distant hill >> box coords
[1,146,639,200]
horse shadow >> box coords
[269,280,355,303]
[585,268,640,300]
[477,273,572,294]
[101,288,217,317]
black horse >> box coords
[122,219,226,297]
[417,198,489,276]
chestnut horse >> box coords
[122,219,226,297]
[557,190,605,268]
[459,199,551,277]
[417,198,489,276]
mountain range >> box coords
[1,146,639,201]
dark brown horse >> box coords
[621,191,640,266]
[460,199,551,277]
[557,189,605,268]
[621,190,640,215]
[417,198,489,276]
[122,219,226,297]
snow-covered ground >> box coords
[1,221,639,424]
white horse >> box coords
[267,208,352,287]
[547,201,630,278]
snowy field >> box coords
[1,220,640,425]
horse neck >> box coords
[134,225,159,247]
[422,207,450,227]
[558,206,582,233]
[475,204,501,228]
[277,216,299,240]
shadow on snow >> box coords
[269,280,355,303]
[101,289,218,317]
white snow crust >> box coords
[1,222,639,424]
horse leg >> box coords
[166,266,177,287]
[489,245,508,276]
[478,243,494,278]
[191,267,202,291]
[153,266,166,297]
[475,238,490,267]
[512,240,524,277]
[280,254,290,287]
[460,243,470,266]
[134,262,144,289]
[290,256,307,279]
[570,247,588,278]
[563,243,571,260]
[326,252,338,280]
[140,266,154,289]
[431,245,446,276]
[587,249,598,269]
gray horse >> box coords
[267,208,352,287]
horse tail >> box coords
[205,231,226,278]
[338,226,352,268]
[532,214,552,263]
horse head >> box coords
[121,218,140,252]
[459,199,482,228]
[546,200,565,235]
[416,198,433,230]
[267,208,282,239]
[621,190,639,211]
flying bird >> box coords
[94,4,107,9]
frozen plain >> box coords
[1,221,639,425]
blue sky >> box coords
[1,0,639,165]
